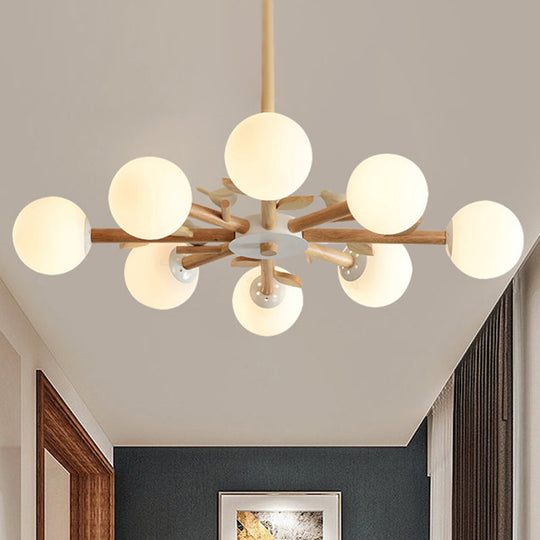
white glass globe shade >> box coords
[446,200,524,279]
[13,197,91,275]
[109,157,192,240]
[232,266,303,336]
[346,154,428,234]
[338,244,412,307]
[124,243,198,310]
[224,112,312,200]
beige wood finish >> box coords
[118,242,149,250]
[306,243,355,267]
[347,242,374,256]
[274,270,303,288]
[288,201,351,233]
[277,195,314,210]
[196,186,237,207]
[91,228,235,244]
[320,189,346,208]
[230,257,261,268]
[175,245,225,254]
[260,242,278,257]
[181,244,232,270]
[303,229,447,245]
[171,225,194,238]
[261,0,275,113]
[260,259,275,296]
[222,177,244,194]
[221,199,231,222]
[261,200,277,230]
[189,203,250,233]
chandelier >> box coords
[12,0,524,337]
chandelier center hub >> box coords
[229,213,308,260]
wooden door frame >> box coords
[37,370,114,539]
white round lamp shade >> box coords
[447,200,524,279]
[224,112,312,200]
[124,243,198,310]
[338,244,413,307]
[108,157,192,240]
[346,154,428,235]
[13,197,91,275]
[232,266,303,336]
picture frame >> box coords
[219,491,342,540]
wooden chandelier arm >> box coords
[288,201,352,233]
[91,228,235,244]
[260,259,275,295]
[189,203,250,233]
[220,200,231,222]
[305,243,355,268]
[302,229,447,245]
[175,245,226,254]
[181,244,233,270]
[261,200,277,230]
[333,215,355,222]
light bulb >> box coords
[446,200,523,279]
[346,154,428,234]
[108,157,192,240]
[338,244,412,307]
[13,196,91,275]
[224,112,312,200]
[232,266,303,336]
[124,243,198,309]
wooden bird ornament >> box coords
[320,189,346,207]
[196,186,238,207]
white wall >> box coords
[0,332,21,539]
[515,240,540,540]
[0,278,113,539]
[45,451,70,540]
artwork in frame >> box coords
[219,492,341,540]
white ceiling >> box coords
[1,0,539,446]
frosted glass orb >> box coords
[124,243,198,309]
[446,200,524,279]
[338,244,412,307]
[109,157,192,240]
[13,197,91,275]
[346,154,428,234]
[232,266,303,336]
[224,112,312,200]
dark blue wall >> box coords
[114,421,429,540]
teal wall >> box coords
[115,421,429,539]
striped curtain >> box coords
[428,375,454,540]
[452,286,513,539]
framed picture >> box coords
[219,491,341,540]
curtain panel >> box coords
[452,286,513,539]
[428,375,454,540]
